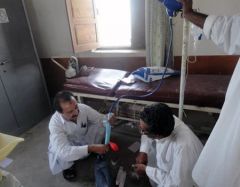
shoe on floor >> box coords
[62,164,77,181]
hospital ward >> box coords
[0,0,240,186]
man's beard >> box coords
[70,115,78,122]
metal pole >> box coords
[178,19,190,120]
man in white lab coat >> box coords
[134,103,203,187]
[48,91,111,181]
[180,0,240,186]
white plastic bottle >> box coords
[65,65,76,78]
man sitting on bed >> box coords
[134,103,203,187]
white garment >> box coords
[140,116,203,187]
[192,15,240,187]
[48,103,104,175]
[203,15,240,55]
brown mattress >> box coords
[64,68,128,96]
[64,67,231,108]
[115,74,231,108]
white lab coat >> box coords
[140,116,203,187]
[48,103,105,175]
[192,15,240,187]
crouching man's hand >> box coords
[133,164,146,176]
[88,144,109,154]
[108,113,116,126]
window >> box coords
[66,0,145,53]
[95,0,132,48]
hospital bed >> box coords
[64,68,231,122]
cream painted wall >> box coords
[24,0,145,58]
[24,0,74,57]
[24,0,240,58]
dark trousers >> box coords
[94,158,112,187]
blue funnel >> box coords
[159,0,182,17]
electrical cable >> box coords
[108,17,174,114]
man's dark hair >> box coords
[53,91,75,113]
[140,103,175,137]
